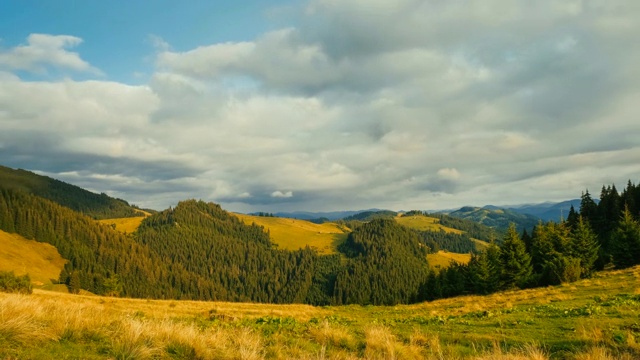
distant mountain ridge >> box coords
[445,206,540,232]
[273,209,386,221]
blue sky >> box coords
[1,1,639,212]
[1,1,297,82]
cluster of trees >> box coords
[573,181,640,269]
[418,229,478,254]
[420,181,640,301]
[333,219,429,305]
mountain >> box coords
[447,206,540,233]
[0,165,145,219]
[341,210,397,221]
[273,209,386,221]
[507,199,583,222]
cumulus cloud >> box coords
[0,34,101,74]
[2,1,640,212]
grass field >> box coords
[2,266,639,359]
[0,229,66,289]
[427,250,472,271]
[234,214,350,255]
[395,215,464,234]
[98,214,148,234]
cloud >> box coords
[271,190,294,198]
[0,34,101,74]
[2,1,640,212]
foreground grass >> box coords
[2,267,640,359]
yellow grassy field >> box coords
[234,214,349,254]
[3,267,639,359]
[427,250,472,271]
[0,229,66,287]
[395,215,463,234]
[98,215,147,233]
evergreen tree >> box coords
[569,216,600,277]
[610,206,640,269]
[580,190,598,227]
[500,224,532,289]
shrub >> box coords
[0,271,32,294]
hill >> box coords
[2,266,639,359]
[508,199,582,222]
[0,165,144,219]
[341,210,397,221]
[447,206,540,232]
[234,214,349,254]
[0,229,67,290]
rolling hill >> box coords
[0,165,145,219]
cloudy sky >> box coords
[1,1,639,212]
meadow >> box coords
[233,214,350,255]
[2,266,639,359]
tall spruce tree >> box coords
[569,216,600,277]
[500,224,532,289]
[610,206,640,269]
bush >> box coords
[0,271,32,294]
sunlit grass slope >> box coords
[0,229,66,288]
[98,215,146,233]
[234,214,349,254]
[2,266,639,359]
[427,250,472,271]
[395,214,463,234]
[98,210,151,234]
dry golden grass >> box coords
[2,266,640,359]
[234,213,349,254]
[427,250,472,270]
[0,229,66,286]
[98,215,147,234]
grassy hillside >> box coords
[0,229,66,289]
[2,266,639,359]
[395,214,463,234]
[427,250,472,271]
[97,210,152,233]
[234,213,349,254]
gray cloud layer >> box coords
[1,0,639,211]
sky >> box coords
[1,1,639,213]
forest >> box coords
[1,164,639,306]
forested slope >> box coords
[0,165,143,219]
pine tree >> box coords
[569,216,600,277]
[500,224,532,289]
[610,206,640,269]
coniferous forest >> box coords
[1,165,639,306]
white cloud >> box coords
[0,34,100,74]
[271,191,294,198]
[2,1,640,212]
